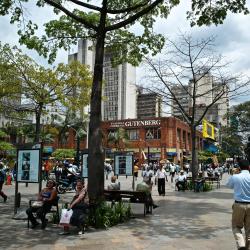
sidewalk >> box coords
[0,174,236,250]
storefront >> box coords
[101,117,203,165]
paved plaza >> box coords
[0,173,237,250]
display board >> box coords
[17,149,41,183]
[114,152,133,176]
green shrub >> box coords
[88,201,131,229]
[203,182,213,192]
[187,180,194,190]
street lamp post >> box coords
[68,126,81,167]
[76,133,80,167]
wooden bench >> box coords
[103,190,152,216]
[27,197,60,229]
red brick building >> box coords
[101,117,203,165]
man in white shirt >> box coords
[155,164,168,196]
[175,170,187,191]
[170,163,176,183]
[107,176,120,190]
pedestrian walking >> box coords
[169,163,176,183]
[155,163,168,196]
[227,159,250,250]
[0,163,7,202]
[133,160,139,181]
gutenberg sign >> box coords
[110,119,161,128]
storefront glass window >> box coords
[145,127,161,140]
[127,129,139,140]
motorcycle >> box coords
[56,175,78,194]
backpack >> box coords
[0,170,5,182]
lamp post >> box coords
[68,126,80,167]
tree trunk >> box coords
[191,125,198,181]
[88,32,106,202]
[34,104,43,143]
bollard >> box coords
[16,192,21,208]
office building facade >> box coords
[68,39,137,121]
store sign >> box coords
[110,119,161,128]
[202,119,215,140]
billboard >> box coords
[114,152,133,176]
[202,119,215,140]
[17,149,40,183]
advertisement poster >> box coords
[114,154,133,176]
[81,153,88,178]
[17,149,40,183]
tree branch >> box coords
[106,0,163,31]
[107,1,149,14]
[69,0,102,12]
[44,0,98,31]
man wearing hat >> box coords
[175,170,187,191]
[136,177,158,213]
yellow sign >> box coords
[202,119,215,140]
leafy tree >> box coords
[52,148,76,160]
[107,128,129,151]
[0,43,21,111]
[0,43,92,143]
[198,150,213,163]
[221,100,250,158]
[0,130,14,158]
[1,0,248,201]
[228,100,250,135]
[143,34,249,179]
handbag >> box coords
[59,209,73,225]
[31,201,44,208]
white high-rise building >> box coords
[171,71,229,127]
[68,39,137,121]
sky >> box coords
[0,1,250,106]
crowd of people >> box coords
[1,155,249,245]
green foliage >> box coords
[52,148,76,160]
[0,129,14,152]
[216,150,229,163]
[187,180,213,192]
[202,182,213,192]
[187,0,249,27]
[88,201,131,229]
[0,1,248,65]
[0,43,92,141]
[186,180,194,191]
[107,128,129,150]
[220,101,250,157]
[198,150,213,163]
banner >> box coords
[202,119,215,140]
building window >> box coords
[127,129,139,140]
[177,128,181,141]
[145,127,161,140]
[108,130,116,138]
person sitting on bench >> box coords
[26,179,58,229]
[176,170,187,191]
[194,171,205,192]
[62,179,89,235]
[107,176,120,190]
[136,177,158,213]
